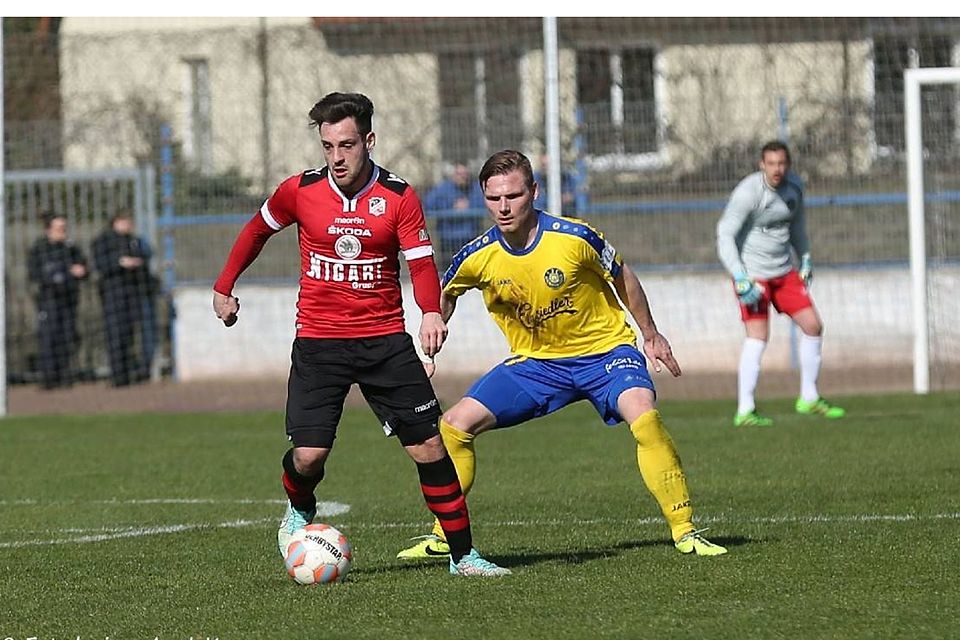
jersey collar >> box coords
[496,209,545,256]
[327,162,381,213]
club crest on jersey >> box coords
[335,235,362,260]
[544,267,565,289]
[601,241,617,272]
[369,197,386,216]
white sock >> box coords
[737,337,766,415]
[799,333,823,402]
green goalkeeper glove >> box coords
[799,253,813,285]
[734,273,763,305]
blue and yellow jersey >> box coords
[442,211,637,359]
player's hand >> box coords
[799,253,813,285]
[213,291,240,327]
[422,359,436,379]
[642,332,682,377]
[419,312,448,358]
[734,273,763,305]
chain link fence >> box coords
[4,16,959,396]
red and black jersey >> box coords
[221,163,435,339]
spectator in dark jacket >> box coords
[423,162,485,268]
[92,212,156,387]
[27,213,89,389]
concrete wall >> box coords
[59,18,879,186]
[175,266,960,381]
[660,40,875,173]
[59,18,440,188]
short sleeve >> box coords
[260,174,300,230]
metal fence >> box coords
[3,17,960,393]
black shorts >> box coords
[285,332,442,448]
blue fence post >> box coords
[160,124,177,379]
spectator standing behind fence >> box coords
[717,141,845,427]
[423,162,484,267]
[27,213,88,389]
[533,153,577,214]
[92,212,156,387]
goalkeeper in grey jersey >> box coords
[716,141,845,427]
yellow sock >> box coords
[431,419,477,540]
[630,410,695,542]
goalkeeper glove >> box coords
[734,273,763,306]
[799,253,813,285]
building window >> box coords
[873,36,955,155]
[438,50,521,164]
[183,57,213,173]
[576,47,661,163]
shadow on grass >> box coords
[351,534,754,576]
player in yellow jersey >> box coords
[398,150,726,560]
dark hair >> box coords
[41,211,65,229]
[478,150,535,190]
[308,92,374,137]
[108,211,134,230]
[760,140,791,163]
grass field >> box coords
[2,392,959,639]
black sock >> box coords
[281,448,323,511]
[415,455,472,563]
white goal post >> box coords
[904,66,960,395]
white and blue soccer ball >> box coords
[283,523,352,585]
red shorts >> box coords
[735,269,813,321]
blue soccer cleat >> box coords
[449,548,512,577]
[277,500,316,558]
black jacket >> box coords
[91,230,154,297]
[27,238,88,306]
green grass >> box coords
[2,393,959,639]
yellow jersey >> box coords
[442,211,638,359]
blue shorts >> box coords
[465,344,656,428]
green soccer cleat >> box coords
[795,397,846,419]
[733,411,774,427]
[674,529,728,556]
[277,501,316,558]
[396,534,451,560]
[449,548,512,577]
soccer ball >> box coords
[283,523,352,585]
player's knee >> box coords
[442,400,493,435]
[403,433,446,464]
[629,409,670,446]
[291,447,328,476]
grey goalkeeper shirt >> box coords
[716,170,810,279]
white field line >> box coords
[0,518,274,548]
[0,508,958,549]
[0,498,288,506]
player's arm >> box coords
[613,264,682,377]
[788,182,813,283]
[717,179,765,304]
[396,188,448,359]
[212,214,278,326]
[440,291,458,324]
[408,255,447,359]
[716,180,754,277]
[213,179,296,326]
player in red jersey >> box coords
[212,92,509,577]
